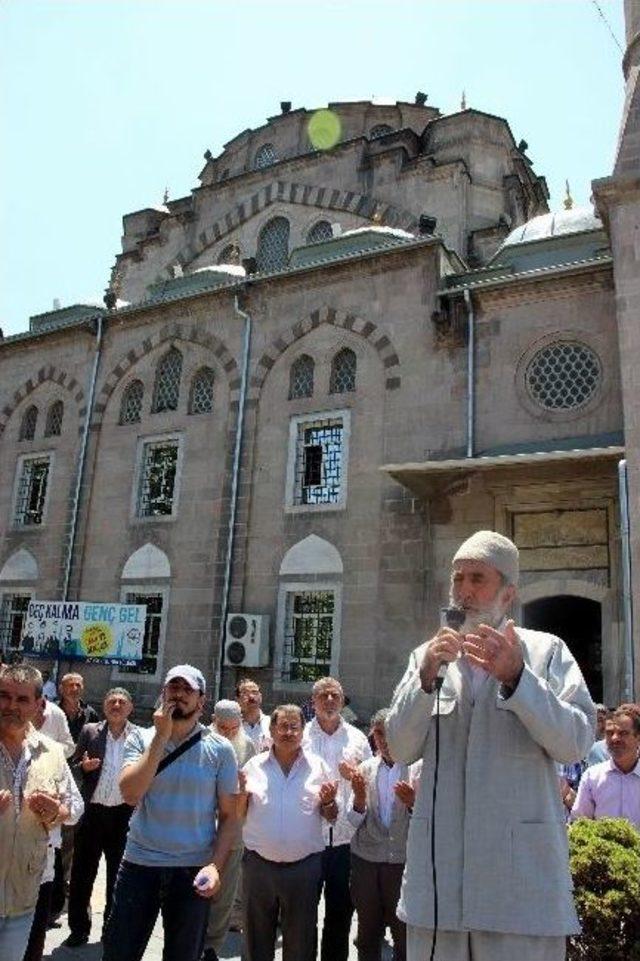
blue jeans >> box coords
[102,860,210,961]
[0,911,34,961]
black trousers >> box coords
[22,881,52,961]
[350,854,406,961]
[67,802,132,938]
[320,843,354,961]
[243,849,322,961]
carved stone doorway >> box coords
[522,595,603,703]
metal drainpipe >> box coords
[463,287,475,458]
[213,291,252,702]
[618,458,635,700]
[62,315,104,601]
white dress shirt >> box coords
[242,747,332,862]
[377,760,402,829]
[91,722,133,806]
[302,717,372,846]
[40,701,75,758]
[42,763,84,883]
[242,712,272,751]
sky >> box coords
[0,0,626,337]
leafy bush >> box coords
[568,817,640,961]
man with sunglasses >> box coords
[102,665,239,961]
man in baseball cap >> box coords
[102,665,239,961]
[387,531,596,961]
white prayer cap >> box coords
[452,530,519,586]
[214,699,242,721]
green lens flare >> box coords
[307,109,342,151]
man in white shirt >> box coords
[36,699,74,760]
[63,687,136,948]
[236,678,271,751]
[302,677,372,961]
[239,703,338,961]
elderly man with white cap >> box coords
[387,531,596,961]
[102,665,239,961]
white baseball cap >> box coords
[164,664,206,694]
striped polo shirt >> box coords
[122,722,238,867]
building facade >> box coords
[1,41,638,715]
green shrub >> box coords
[568,817,640,961]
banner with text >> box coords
[20,600,147,665]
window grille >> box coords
[120,380,144,424]
[329,348,357,394]
[294,418,343,505]
[138,442,179,517]
[525,342,602,411]
[254,143,277,169]
[15,457,50,526]
[370,124,393,139]
[152,348,182,413]
[307,221,333,244]
[0,594,31,659]
[282,590,334,682]
[44,401,64,437]
[256,217,290,272]
[121,592,163,675]
[19,406,38,441]
[218,243,241,265]
[189,367,215,414]
[289,355,314,399]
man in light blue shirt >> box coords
[102,665,238,961]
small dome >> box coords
[501,206,602,247]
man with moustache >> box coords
[102,665,239,961]
[64,688,137,947]
[237,679,271,752]
[387,531,596,961]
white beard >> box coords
[451,597,507,634]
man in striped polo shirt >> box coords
[102,665,239,961]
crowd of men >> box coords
[1,530,639,961]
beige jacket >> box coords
[0,727,67,918]
[387,627,595,937]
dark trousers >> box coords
[320,843,354,961]
[67,802,131,938]
[243,849,322,961]
[350,854,406,961]
[22,882,52,961]
[50,824,76,917]
[102,860,210,961]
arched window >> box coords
[217,243,241,265]
[44,401,64,437]
[256,217,290,272]
[19,406,38,441]
[307,221,333,244]
[289,355,314,399]
[152,348,183,413]
[329,348,357,393]
[189,367,215,414]
[254,143,277,169]
[370,124,393,139]
[120,380,144,424]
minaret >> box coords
[592,0,640,699]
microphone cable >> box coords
[429,676,443,961]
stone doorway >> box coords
[522,595,603,702]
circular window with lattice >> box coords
[525,341,602,412]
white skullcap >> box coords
[214,699,242,721]
[452,530,519,586]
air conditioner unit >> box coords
[224,614,270,668]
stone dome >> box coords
[501,206,603,247]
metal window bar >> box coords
[19,406,38,441]
[15,458,50,525]
[329,348,357,394]
[138,443,178,517]
[189,368,215,414]
[256,217,290,272]
[120,381,144,424]
[0,595,30,659]
[294,419,343,505]
[255,143,277,169]
[152,349,182,413]
[121,593,163,674]
[525,342,601,411]
[370,124,393,138]
[289,355,314,399]
[307,221,333,244]
[281,590,334,682]
[44,401,64,437]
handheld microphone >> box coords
[436,606,466,686]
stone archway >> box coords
[522,595,603,702]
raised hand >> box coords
[26,790,61,827]
[0,789,12,815]
[153,697,175,742]
[394,780,416,809]
[419,628,464,690]
[463,618,524,686]
[351,769,367,812]
[81,751,102,772]
[338,760,357,781]
[319,779,338,806]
